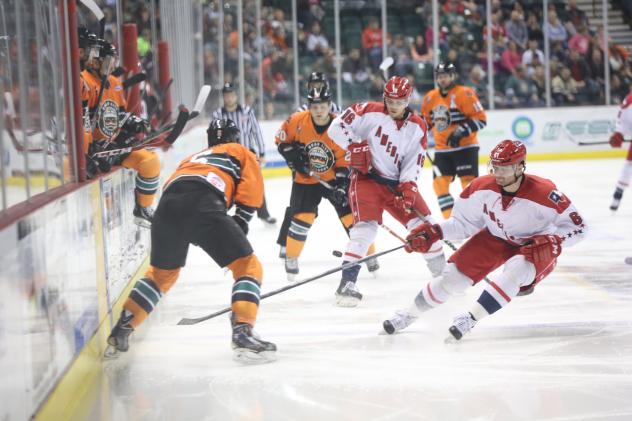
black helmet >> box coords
[306,72,329,90]
[307,85,331,104]
[97,39,117,58]
[207,118,240,147]
[435,61,457,76]
[78,27,98,48]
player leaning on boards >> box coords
[383,140,587,341]
[107,119,276,363]
[275,85,377,281]
[421,62,487,219]
[328,76,445,307]
[80,32,160,228]
[608,89,632,213]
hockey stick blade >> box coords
[379,56,394,82]
[192,85,212,114]
[177,244,406,325]
[164,107,190,144]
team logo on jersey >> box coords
[98,99,119,138]
[431,105,451,132]
[548,190,566,205]
[305,141,334,172]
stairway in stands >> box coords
[576,0,632,51]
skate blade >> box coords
[444,335,461,345]
[286,273,298,283]
[335,295,360,307]
[133,217,152,229]
[233,349,277,365]
[103,344,121,359]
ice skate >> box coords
[610,187,623,212]
[446,312,476,343]
[133,204,154,228]
[285,257,299,282]
[232,323,277,364]
[104,310,134,358]
[382,308,419,334]
[365,256,380,275]
[259,215,277,226]
[335,280,362,307]
[278,246,286,259]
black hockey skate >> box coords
[365,256,380,274]
[232,323,277,364]
[133,204,154,228]
[610,187,623,211]
[104,310,134,358]
[335,280,362,307]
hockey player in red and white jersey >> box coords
[383,139,587,340]
[608,90,632,212]
[327,76,445,307]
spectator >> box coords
[522,38,544,70]
[526,12,544,43]
[392,34,413,75]
[341,48,370,85]
[306,21,329,57]
[483,10,507,48]
[552,66,579,105]
[501,40,522,76]
[562,0,589,30]
[587,47,605,88]
[531,64,546,101]
[405,73,423,107]
[568,25,591,55]
[504,64,540,107]
[505,10,528,50]
[465,64,489,108]
[362,17,385,70]
[546,10,568,43]
[410,34,433,64]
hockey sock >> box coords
[460,175,476,190]
[227,254,263,326]
[341,262,362,283]
[286,213,315,258]
[433,175,454,219]
[124,277,163,328]
[615,160,632,191]
[135,174,160,207]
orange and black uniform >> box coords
[421,84,486,218]
[275,110,360,260]
[83,70,160,208]
[122,142,265,328]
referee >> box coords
[212,82,276,224]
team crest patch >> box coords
[306,141,334,172]
[98,99,120,138]
[548,190,566,204]
[431,105,451,132]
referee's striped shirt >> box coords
[211,105,265,157]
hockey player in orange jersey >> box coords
[421,62,487,218]
[83,39,160,227]
[106,119,276,363]
[275,85,378,281]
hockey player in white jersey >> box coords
[608,91,632,212]
[328,76,445,307]
[383,139,587,340]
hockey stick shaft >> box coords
[577,139,631,146]
[177,244,407,325]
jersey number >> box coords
[341,109,356,124]
[569,212,583,225]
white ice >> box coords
[90,158,632,421]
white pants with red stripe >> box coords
[616,160,632,191]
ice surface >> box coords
[87,159,632,421]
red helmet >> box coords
[383,76,412,100]
[489,140,527,166]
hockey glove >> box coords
[405,222,443,253]
[278,142,310,175]
[121,114,150,135]
[348,140,371,174]
[233,204,256,235]
[609,131,624,148]
[394,181,418,214]
[330,168,350,207]
[520,234,562,263]
[447,125,468,148]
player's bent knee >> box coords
[437,263,473,296]
[227,254,263,282]
[146,266,181,293]
[349,220,378,243]
[502,255,537,289]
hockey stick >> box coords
[123,72,147,90]
[78,0,105,38]
[91,85,211,158]
[379,56,394,82]
[177,244,407,325]
[576,139,631,146]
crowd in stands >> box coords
[122,0,631,118]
